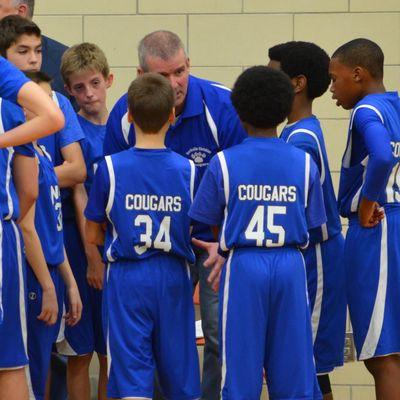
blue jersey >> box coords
[38,91,85,219]
[85,147,197,264]
[280,116,342,244]
[189,137,326,251]
[104,75,246,241]
[34,146,64,266]
[338,92,400,217]
[0,57,29,104]
[78,114,106,195]
[0,98,35,221]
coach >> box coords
[104,30,246,400]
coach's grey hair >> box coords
[12,0,34,18]
[138,30,187,71]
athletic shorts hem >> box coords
[269,396,321,400]
[0,363,27,371]
[107,391,152,399]
[358,350,400,361]
[316,361,344,375]
[163,394,201,400]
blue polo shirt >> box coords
[104,75,246,240]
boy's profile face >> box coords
[329,57,361,110]
[6,33,42,72]
[66,69,113,116]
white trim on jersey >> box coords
[359,217,388,360]
[287,128,326,184]
[189,159,195,202]
[204,101,219,147]
[211,83,231,92]
[221,250,233,395]
[0,221,2,323]
[105,156,117,263]
[350,156,369,213]
[343,104,384,169]
[121,112,130,145]
[386,163,400,203]
[304,153,310,208]
[217,152,230,252]
[12,220,27,358]
[311,244,324,344]
[52,91,60,108]
[4,147,15,220]
[55,338,78,356]
[106,263,112,377]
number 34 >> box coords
[245,205,286,247]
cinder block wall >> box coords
[34,1,400,399]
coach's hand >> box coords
[358,198,385,228]
[87,248,105,290]
[192,238,226,292]
[38,285,58,326]
[64,284,82,327]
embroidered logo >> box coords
[186,147,212,167]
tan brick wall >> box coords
[34,1,399,398]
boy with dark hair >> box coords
[85,73,201,400]
[189,66,324,399]
[268,41,346,399]
[59,42,113,400]
[21,70,82,400]
[330,38,400,399]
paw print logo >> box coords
[191,152,207,164]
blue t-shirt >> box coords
[85,147,198,264]
[34,146,64,267]
[77,114,106,195]
[38,91,85,219]
[280,116,342,244]
[338,92,400,218]
[104,75,247,240]
[0,98,35,221]
[0,56,29,104]
[189,137,326,251]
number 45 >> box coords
[245,205,286,247]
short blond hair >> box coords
[61,42,110,86]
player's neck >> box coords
[361,80,386,98]
[78,107,109,125]
[287,96,313,124]
[245,124,277,138]
[134,125,167,149]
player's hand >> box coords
[38,285,58,326]
[192,238,226,293]
[358,198,385,228]
[86,250,105,290]
[64,285,82,327]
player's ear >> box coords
[168,108,176,123]
[64,84,73,97]
[127,110,134,124]
[292,75,306,94]
[353,66,363,82]
[105,73,114,88]
[137,67,144,77]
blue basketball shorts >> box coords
[219,247,322,400]
[26,263,64,400]
[0,220,28,370]
[104,254,201,400]
[302,234,346,374]
[345,209,400,360]
[56,218,106,356]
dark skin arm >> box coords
[358,198,385,228]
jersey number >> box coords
[134,215,172,255]
[245,205,286,247]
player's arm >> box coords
[84,160,109,247]
[103,95,131,156]
[73,183,105,289]
[354,108,393,227]
[55,142,86,188]
[58,248,82,326]
[0,82,64,148]
[17,202,58,325]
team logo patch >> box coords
[186,147,212,167]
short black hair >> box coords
[24,70,52,85]
[231,66,294,129]
[0,15,41,58]
[332,38,384,79]
[269,41,330,99]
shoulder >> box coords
[351,96,385,129]
[191,75,232,105]
[1,98,24,126]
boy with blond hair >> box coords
[59,42,113,400]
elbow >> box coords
[48,108,65,132]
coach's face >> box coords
[138,48,190,115]
[0,0,28,19]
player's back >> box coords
[339,91,400,217]
[218,137,324,251]
[104,147,196,263]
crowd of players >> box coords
[0,3,400,400]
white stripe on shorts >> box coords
[221,250,233,394]
[311,243,324,344]
[359,217,388,360]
